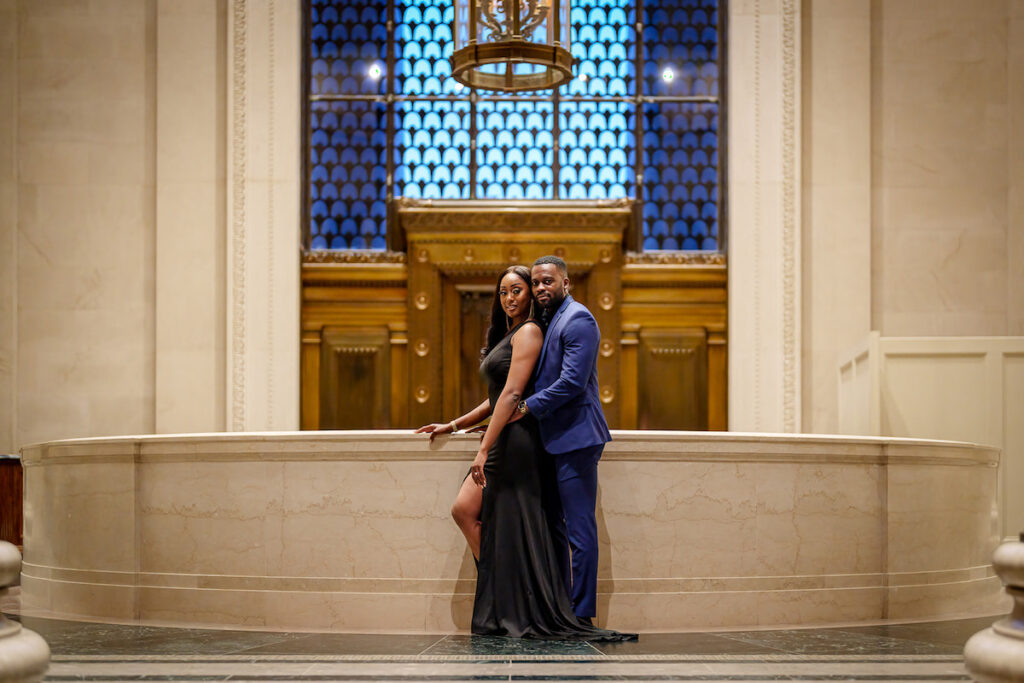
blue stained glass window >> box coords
[643,102,718,250]
[477,101,555,199]
[396,100,472,199]
[305,0,724,251]
[310,0,389,97]
[560,101,634,199]
[308,100,389,250]
[643,0,718,96]
[396,1,459,96]
[562,0,634,97]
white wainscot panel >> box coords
[839,333,1024,540]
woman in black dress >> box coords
[417,266,634,640]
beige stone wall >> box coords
[871,0,1020,336]
[154,0,227,434]
[3,1,158,450]
[1011,0,1024,336]
[18,431,1005,631]
[0,1,299,452]
[0,0,16,453]
[802,0,1024,432]
[1,1,1018,447]
[0,1,235,451]
[801,0,872,433]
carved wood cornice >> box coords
[302,250,407,264]
[301,261,408,289]
[625,251,726,266]
[393,199,633,251]
[395,198,632,211]
[401,214,631,232]
[404,233,624,244]
[622,257,727,289]
[432,262,596,279]
[303,278,408,289]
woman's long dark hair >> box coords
[481,265,535,359]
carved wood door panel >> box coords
[636,328,708,430]
[459,288,492,417]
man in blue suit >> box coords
[514,255,611,624]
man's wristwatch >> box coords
[517,400,529,415]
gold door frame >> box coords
[396,198,631,428]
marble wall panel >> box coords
[598,461,759,579]
[21,458,136,572]
[264,592,433,633]
[277,460,469,581]
[871,0,1016,336]
[800,0,871,434]
[138,587,452,633]
[754,585,883,626]
[19,432,1003,631]
[138,460,285,576]
[0,0,15,452]
[888,575,1007,620]
[139,586,271,629]
[426,591,475,633]
[13,0,156,447]
[1011,0,1024,336]
[16,574,50,615]
[752,463,881,576]
[1004,354,1024,537]
[46,578,136,621]
[886,461,998,574]
[154,0,226,434]
[603,590,754,631]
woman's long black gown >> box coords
[471,321,636,641]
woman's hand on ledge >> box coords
[414,422,454,442]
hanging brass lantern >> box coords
[451,0,573,92]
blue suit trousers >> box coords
[546,443,604,619]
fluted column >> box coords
[0,542,49,683]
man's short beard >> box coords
[544,290,566,311]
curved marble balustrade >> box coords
[19,431,1006,632]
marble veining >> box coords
[19,431,1002,632]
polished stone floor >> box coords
[4,612,998,682]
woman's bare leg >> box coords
[451,474,483,560]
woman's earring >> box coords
[506,315,511,331]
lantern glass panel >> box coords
[453,0,470,49]
[470,0,560,46]
[473,0,501,44]
[558,0,570,45]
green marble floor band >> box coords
[3,614,997,682]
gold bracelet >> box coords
[449,420,459,433]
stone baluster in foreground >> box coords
[964,533,1024,682]
[0,542,50,683]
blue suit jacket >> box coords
[524,295,612,455]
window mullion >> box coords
[552,90,561,200]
